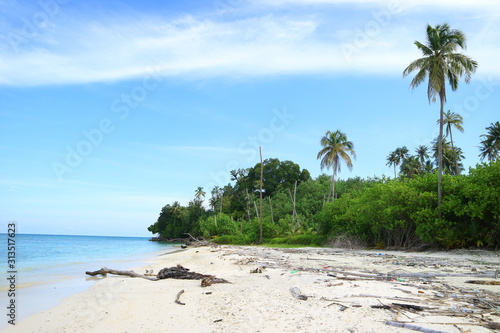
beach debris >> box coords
[326,301,349,311]
[385,321,450,333]
[465,280,500,285]
[175,289,185,305]
[213,319,223,323]
[290,287,308,300]
[250,267,262,273]
[157,265,230,285]
[392,303,424,311]
[201,276,214,287]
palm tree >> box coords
[194,186,206,204]
[415,145,430,165]
[479,121,500,162]
[440,110,464,175]
[401,156,422,178]
[403,23,478,217]
[432,138,464,175]
[317,130,356,202]
[386,151,398,178]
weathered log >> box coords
[465,280,500,285]
[156,265,229,284]
[385,321,449,333]
[85,267,158,281]
[85,265,230,285]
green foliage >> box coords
[316,162,500,248]
[148,158,499,249]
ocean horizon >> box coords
[0,233,179,328]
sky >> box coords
[1,0,499,237]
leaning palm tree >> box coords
[440,110,464,175]
[386,151,398,178]
[317,130,356,202]
[403,23,478,217]
[194,186,206,204]
[394,147,409,167]
[479,121,500,162]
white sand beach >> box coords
[3,245,500,333]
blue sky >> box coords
[1,0,499,237]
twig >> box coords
[175,290,185,305]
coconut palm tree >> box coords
[440,110,464,175]
[403,23,478,217]
[317,130,356,202]
[432,138,464,175]
[479,121,500,162]
[415,145,430,165]
[194,186,206,204]
[386,151,398,178]
[401,156,422,178]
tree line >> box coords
[148,23,499,249]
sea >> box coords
[0,234,178,329]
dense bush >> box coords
[150,159,499,249]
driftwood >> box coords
[290,287,308,300]
[85,267,158,281]
[157,265,230,285]
[385,321,449,333]
[305,267,499,280]
[85,265,230,286]
[465,280,500,285]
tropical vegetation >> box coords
[148,24,498,249]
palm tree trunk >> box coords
[331,173,336,202]
[259,146,263,244]
[449,130,460,175]
[438,93,444,219]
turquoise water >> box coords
[0,234,178,327]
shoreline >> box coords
[3,245,499,332]
[0,247,181,331]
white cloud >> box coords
[0,2,498,86]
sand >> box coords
[3,245,499,333]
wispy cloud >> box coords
[0,2,498,86]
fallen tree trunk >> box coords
[85,265,230,285]
[85,267,158,281]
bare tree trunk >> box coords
[331,173,336,203]
[438,92,444,219]
[245,188,251,222]
[449,129,460,175]
[259,146,264,244]
[253,200,259,219]
[268,196,274,224]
